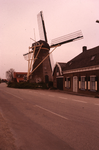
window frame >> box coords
[81,76,85,90]
[90,76,96,91]
[65,77,70,88]
[79,76,87,90]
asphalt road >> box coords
[0,83,99,150]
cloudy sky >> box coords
[0,0,99,78]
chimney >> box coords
[82,46,87,52]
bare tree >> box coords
[6,68,15,82]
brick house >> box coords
[62,46,99,96]
[53,62,66,90]
[53,46,99,96]
[13,72,27,82]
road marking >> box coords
[94,103,99,106]
[48,95,55,97]
[72,99,87,103]
[4,91,23,100]
[59,97,67,100]
[35,105,68,120]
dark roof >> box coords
[32,40,50,50]
[52,62,67,76]
[63,46,99,71]
[58,62,67,70]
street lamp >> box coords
[96,20,99,23]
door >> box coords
[45,75,49,83]
[73,76,78,92]
[57,77,63,90]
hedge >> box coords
[7,81,49,89]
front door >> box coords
[45,75,49,83]
[73,76,78,92]
[57,77,63,90]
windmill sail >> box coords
[50,30,83,48]
[37,11,48,42]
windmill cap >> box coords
[32,40,50,50]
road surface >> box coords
[0,83,99,150]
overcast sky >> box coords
[0,0,99,79]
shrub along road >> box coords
[0,83,99,150]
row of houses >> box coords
[53,46,99,96]
[13,45,99,96]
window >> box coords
[79,76,87,90]
[81,76,85,90]
[88,76,98,91]
[57,72,59,76]
[17,75,20,78]
[91,56,95,61]
[65,77,70,88]
[44,67,47,70]
[69,62,72,65]
[56,66,59,76]
[90,77,95,90]
[90,76,95,91]
[23,75,27,80]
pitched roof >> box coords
[58,62,67,70]
[14,72,27,75]
[52,62,67,75]
[63,46,99,71]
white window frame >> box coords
[90,75,96,91]
[81,76,85,90]
[65,77,70,88]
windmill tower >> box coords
[23,11,83,83]
[30,40,52,83]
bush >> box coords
[7,81,48,89]
[49,87,57,90]
[48,81,53,88]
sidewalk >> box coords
[49,88,98,98]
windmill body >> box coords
[29,40,52,83]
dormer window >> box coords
[91,56,95,61]
[69,62,72,65]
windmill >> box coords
[23,11,83,83]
